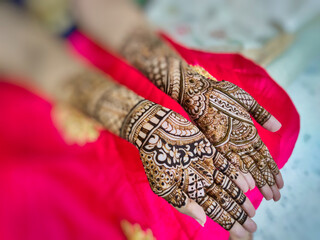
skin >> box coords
[0,4,256,237]
[71,0,284,201]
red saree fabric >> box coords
[0,31,299,240]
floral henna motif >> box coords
[120,100,248,229]
[62,70,249,230]
[120,29,278,189]
[211,81,271,126]
[177,70,276,189]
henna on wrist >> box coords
[120,28,279,193]
[64,70,143,136]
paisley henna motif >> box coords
[120,29,278,189]
[65,70,248,230]
[121,100,248,229]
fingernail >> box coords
[196,218,205,227]
[263,115,282,132]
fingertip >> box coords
[260,185,273,200]
[234,172,249,193]
[230,222,247,238]
[271,185,281,202]
[262,115,282,132]
[243,218,257,233]
[242,172,256,191]
[243,198,256,218]
[175,198,207,227]
[242,198,256,218]
[275,173,284,189]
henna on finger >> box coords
[257,142,280,176]
[249,150,276,187]
[199,195,236,230]
[212,170,246,206]
[120,98,254,230]
[119,28,282,197]
[211,80,272,126]
[240,155,267,189]
[206,184,247,225]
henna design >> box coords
[120,29,278,189]
[64,70,248,230]
[121,100,248,229]
[65,71,143,136]
[211,81,271,125]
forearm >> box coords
[0,4,82,97]
[73,0,215,105]
[65,70,144,137]
[0,3,144,137]
[72,0,149,50]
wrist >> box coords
[120,100,171,148]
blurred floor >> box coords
[253,55,320,240]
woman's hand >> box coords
[64,70,256,235]
[180,69,283,201]
[120,30,283,201]
[121,100,257,236]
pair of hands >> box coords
[119,30,283,236]
[70,0,283,235]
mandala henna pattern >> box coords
[120,29,278,189]
[64,70,248,230]
[120,100,248,229]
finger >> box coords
[174,196,207,227]
[257,144,284,189]
[163,186,207,226]
[230,231,252,240]
[212,170,255,217]
[200,195,256,234]
[262,115,282,132]
[214,81,280,131]
[249,150,276,187]
[259,185,273,201]
[232,222,253,239]
[250,103,270,125]
[250,146,281,202]
[250,102,281,132]
[223,151,249,193]
[199,195,247,236]
[237,172,250,193]
[270,184,281,202]
[275,172,284,189]
[198,195,235,230]
[241,171,256,191]
[212,152,249,192]
[224,150,255,191]
[206,183,248,225]
[241,155,273,200]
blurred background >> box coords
[1,0,320,239]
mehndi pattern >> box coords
[121,100,247,228]
[120,29,279,189]
[64,70,248,230]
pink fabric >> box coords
[0,31,299,240]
